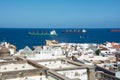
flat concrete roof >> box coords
[38,60,79,69]
[57,69,88,80]
[36,58,93,70]
[0,63,36,72]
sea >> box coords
[0,28,120,50]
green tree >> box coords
[95,49,100,55]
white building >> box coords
[27,46,65,60]
[17,46,35,57]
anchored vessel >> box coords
[61,29,87,33]
[110,29,120,32]
[28,30,57,36]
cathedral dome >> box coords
[0,47,10,57]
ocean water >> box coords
[0,28,120,50]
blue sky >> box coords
[0,0,120,28]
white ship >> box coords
[50,30,57,35]
[82,29,87,33]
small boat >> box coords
[28,30,57,36]
[80,36,83,38]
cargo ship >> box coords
[28,30,57,36]
[61,29,87,33]
[110,29,120,32]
